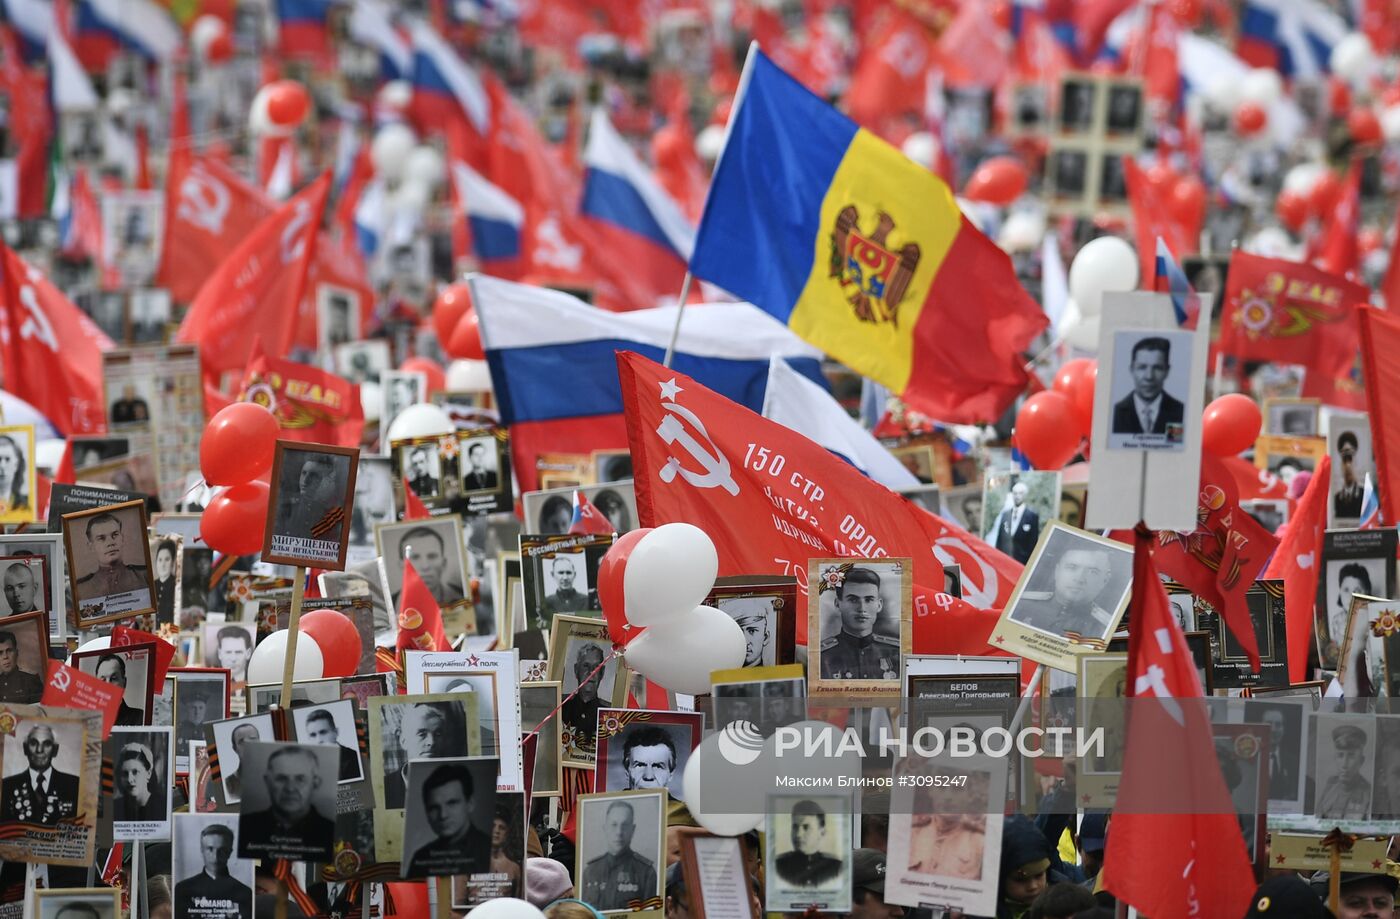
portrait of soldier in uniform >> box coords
[172,817,253,919]
[1316,721,1373,821]
[1008,528,1131,644]
[719,596,775,668]
[1334,430,1366,521]
[405,446,440,499]
[1,561,40,614]
[0,629,42,704]
[72,508,151,608]
[539,554,595,621]
[560,643,607,758]
[579,797,660,912]
[0,724,79,825]
[774,799,843,887]
[818,566,900,682]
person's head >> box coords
[401,527,446,588]
[789,799,827,855]
[0,632,22,676]
[491,812,509,847]
[1339,431,1360,484]
[155,539,176,580]
[1076,812,1107,877]
[848,848,901,919]
[1334,725,1368,780]
[304,709,340,746]
[963,494,983,523]
[22,724,56,771]
[1001,815,1052,906]
[185,693,207,723]
[2,563,35,613]
[836,567,883,637]
[53,905,101,919]
[398,702,451,760]
[392,377,414,406]
[118,742,154,798]
[95,653,127,688]
[0,435,22,484]
[264,747,321,820]
[595,491,629,531]
[573,643,605,701]
[217,627,252,676]
[1028,882,1096,919]
[550,555,577,592]
[297,455,339,507]
[422,764,474,842]
[664,860,691,919]
[1052,547,1112,607]
[1260,706,1288,746]
[540,496,571,534]
[200,824,234,873]
[468,442,486,472]
[85,513,124,566]
[1011,481,1028,506]
[1130,337,1170,402]
[604,800,637,855]
[729,598,772,666]
[1338,563,1372,613]
[410,447,431,478]
[622,726,677,790]
[230,723,261,759]
[1311,872,1399,919]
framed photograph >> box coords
[209,712,276,806]
[1104,82,1143,136]
[595,710,703,801]
[548,616,630,767]
[1240,698,1309,810]
[1197,581,1288,690]
[807,559,911,697]
[1265,398,1322,437]
[399,755,499,878]
[677,833,759,919]
[246,677,342,714]
[1337,594,1390,699]
[522,481,637,536]
[1316,528,1398,669]
[0,611,49,705]
[62,499,156,626]
[202,621,254,688]
[398,436,447,502]
[1005,82,1046,136]
[128,288,172,344]
[263,441,360,570]
[72,642,155,726]
[1214,722,1268,868]
[451,789,527,907]
[1107,630,1213,694]
[0,534,65,639]
[172,812,254,918]
[521,682,562,797]
[100,189,161,288]
[375,516,469,609]
[407,650,525,791]
[171,668,231,774]
[519,533,612,633]
[288,698,364,784]
[994,523,1133,672]
[575,788,666,915]
[1105,330,1192,451]
[350,455,396,566]
[0,704,102,865]
[335,339,391,386]
[1324,412,1374,529]
[149,532,183,626]
[1311,712,1375,822]
[764,793,853,912]
[1373,716,1400,819]
[0,426,35,524]
[981,471,1061,566]
[711,664,807,736]
[0,556,45,617]
[1046,147,1088,201]
[318,558,394,640]
[704,576,798,668]
[941,482,984,535]
[380,370,428,447]
[1076,653,1128,807]
[316,283,361,354]
[1164,586,1196,632]
[33,889,120,919]
[459,428,508,502]
[1241,499,1289,535]
[340,672,391,711]
[236,741,337,861]
[1058,77,1096,134]
[106,726,173,839]
[1244,681,1326,703]
[1098,152,1127,202]
[889,444,937,486]
[99,344,205,511]
[392,427,514,517]
[593,450,633,483]
[1255,434,1327,493]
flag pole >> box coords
[661,272,694,369]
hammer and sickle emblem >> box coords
[177,166,230,235]
[49,668,71,693]
[280,198,314,265]
[655,401,739,495]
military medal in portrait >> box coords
[62,500,157,627]
[807,558,912,698]
[262,441,360,571]
[574,789,665,915]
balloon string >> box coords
[519,646,624,746]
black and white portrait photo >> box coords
[403,443,443,499]
[1326,414,1373,528]
[0,719,84,826]
[1166,592,1196,633]
[1107,331,1191,451]
[210,713,275,805]
[1241,700,1306,807]
[373,698,475,810]
[423,673,499,757]
[1099,153,1127,202]
[173,670,230,773]
[1321,555,1391,670]
[764,795,852,912]
[460,435,499,493]
[350,456,395,566]
[596,714,700,801]
[290,700,364,784]
[106,727,172,836]
[718,595,779,668]
[1049,148,1088,198]
[128,288,171,344]
[520,535,610,633]
[263,442,359,570]
[1267,399,1321,437]
[235,742,337,862]
[63,499,155,625]
[334,340,391,387]
[150,534,182,625]
[316,284,359,353]
[1313,714,1375,822]
[203,622,254,688]
[524,483,638,536]
[0,535,62,634]
[521,683,562,797]
[0,612,48,704]
[0,557,44,616]
[1241,499,1289,535]
[381,371,427,445]
[1003,523,1133,651]
[549,619,626,766]
[376,517,469,609]
[33,890,119,919]
[810,560,908,689]
[0,427,34,525]
[575,790,664,914]
[172,813,254,919]
[400,756,499,879]
[74,646,152,726]
[1105,84,1142,136]
[1059,79,1096,134]
[247,677,342,715]
[982,471,1059,566]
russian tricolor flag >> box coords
[2,0,52,61]
[582,108,695,309]
[451,160,523,273]
[348,0,410,79]
[1237,0,1346,78]
[408,19,490,137]
[73,0,180,64]
[276,0,334,58]
[466,273,825,492]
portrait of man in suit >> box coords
[461,440,498,493]
[1109,335,1186,449]
[1244,701,1301,802]
[988,482,1040,565]
[1,725,80,825]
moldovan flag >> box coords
[1101,529,1255,919]
[157,149,274,303]
[396,559,448,653]
[177,173,330,376]
[689,47,1047,424]
[1263,455,1330,682]
[1360,305,1400,527]
[0,243,112,434]
[616,350,1023,644]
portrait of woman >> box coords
[0,435,28,518]
[114,740,165,822]
[153,539,177,623]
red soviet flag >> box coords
[616,350,1021,646]
[157,148,275,303]
[1263,455,1330,682]
[237,341,364,448]
[0,243,111,434]
[396,559,448,654]
[1218,251,1369,367]
[1102,529,1255,919]
[177,173,330,376]
[1360,306,1400,527]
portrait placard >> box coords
[574,789,666,917]
[209,712,276,807]
[547,617,629,767]
[392,428,514,518]
[289,698,364,784]
[595,710,702,801]
[1238,698,1309,812]
[1076,653,1128,808]
[678,833,758,919]
[1254,434,1328,494]
[62,499,156,627]
[148,532,183,626]
[171,668,231,774]
[399,755,499,879]
[235,741,337,861]
[522,481,638,536]
[350,455,395,566]
[104,726,173,841]
[704,576,798,669]
[101,345,205,510]
[519,533,613,634]
[763,793,853,913]
[1323,412,1374,529]
[980,471,1059,567]
[1315,528,1398,669]
[405,649,524,791]
[1265,397,1322,436]
[710,664,807,736]
[1213,722,1269,869]
[380,370,428,448]
[0,704,101,866]
[0,535,64,640]
[1195,581,1288,691]
[520,682,562,797]
[33,889,120,919]
[1104,329,1193,452]
[335,339,391,387]
[263,441,360,570]
[0,426,35,525]
[0,557,45,619]
[71,642,156,726]
[375,516,470,610]
[172,812,254,919]
[807,558,911,698]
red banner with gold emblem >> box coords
[1218,251,1370,367]
[237,344,364,448]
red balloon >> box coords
[1275,190,1309,232]
[200,482,270,556]
[1170,176,1207,232]
[1145,159,1177,191]
[201,403,278,486]
[1052,358,1092,398]
[1170,0,1202,25]
[1014,392,1082,470]
[266,80,310,128]
[1066,361,1098,434]
[1348,107,1383,145]
[598,528,654,648]
[1309,170,1343,215]
[399,356,446,395]
[1329,76,1352,115]
[431,282,473,344]
[1201,394,1262,457]
[652,125,687,169]
[447,311,485,360]
[207,31,233,62]
[962,157,1028,206]
[1233,102,1267,136]
[299,609,363,677]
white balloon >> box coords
[1068,236,1138,318]
[359,382,382,423]
[624,606,745,695]
[1064,313,1101,352]
[377,80,413,111]
[695,124,725,163]
[1202,73,1242,113]
[1382,106,1400,143]
[624,524,719,627]
[901,131,939,170]
[680,737,763,836]
[246,630,324,686]
[1331,32,1375,86]
[393,178,435,213]
[1245,226,1301,259]
[1239,68,1283,106]
[385,403,454,441]
[371,124,417,181]
[35,439,67,476]
[74,635,111,655]
[997,211,1043,253]
[190,15,225,57]
[405,145,446,188]
[465,900,545,919]
[1282,162,1325,195]
[445,359,493,392]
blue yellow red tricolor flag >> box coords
[689,46,1048,425]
